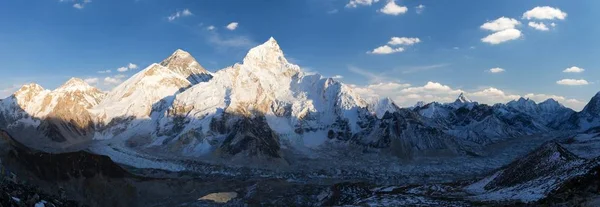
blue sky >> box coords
[0,0,598,110]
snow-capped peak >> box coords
[370,97,399,118]
[456,93,472,103]
[160,49,211,84]
[55,78,95,92]
[14,83,45,96]
[243,37,289,67]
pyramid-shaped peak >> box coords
[172,49,192,57]
[158,49,210,83]
[456,92,472,103]
[61,77,86,86]
[540,98,560,105]
[243,37,287,66]
[56,77,96,92]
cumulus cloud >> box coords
[563,66,584,73]
[523,6,567,20]
[226,22,239,30]
[489,67,505,73]
[388,37,420,45]
[117,67,128,72]
[481,28,522,44]
[415,4,425,14]
[103,76,123,85]
[83,78,99,85]
[367,45,404,55]
[168,9,193,22]
[528,22,549,31]
[127,63,138,70]
[346,0,380,8]
[481,17,521,31]
[379,0,408,16]
[556,79,589,86]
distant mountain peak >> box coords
[456,92,472,103]
[159,49,211,84]
[56,77,95,92]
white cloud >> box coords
[556,79,589,86]
[563,66,584,73]
[114,74,127,79]
[415,4,425,14]
[332,75,344,79]
[73,3,84,9]
[346,0,380,8]
[489,67,505,73]
[551,22,557,27]
[97,70,111,74]
[388,37,420,45]
[528,22,549,31]
[226,22,239,30]
[128,63,138,70]
[168,9,193,22]
[182,9,192,16]
[117,67,128,72]
[481,28,522,44]
[83,78,99,85]
[379,0,408,16]
[207,25,215,31]
[481,17,521,31]
[104,76,123,85]
[523,6,567,20]
[367,45,404,55]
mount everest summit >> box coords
[0,37,598,162]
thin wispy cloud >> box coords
[399,64,450,74]
[168,9,193,22]
[206,30,256,51]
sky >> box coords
[0,0,598,111]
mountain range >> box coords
[0,37,599,162]
[2,37,600,205]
